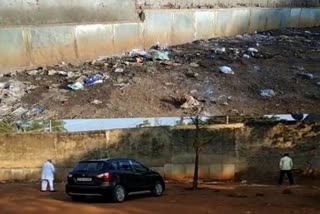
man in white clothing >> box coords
[279,153,294,185]
[41,159,56,192]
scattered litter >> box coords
[150,50,170,61]
[114,68,124,73]
[68,82,84,90]
[260,89,276,97]
[27,70,39,76]
[11,107,28,117]
[297,73,314,80]
[214,47,226,54]
[48,70,67,76]
[129,49,148,57]
[248,48,258,53]
[91,99,103,105]
[243,54,250,59]
[189,62,200,68]
[219,66,234,74]
[136,58,144,63]
[180,95,200,109]
[84,74,104,86]
[0,82,8,89]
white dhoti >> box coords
[41,179,54,191]
[41,161,56,191]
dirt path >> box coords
[0,183,320,214]
[1,27,320,120]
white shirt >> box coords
[279,156,293,170]
[41,161,55,181]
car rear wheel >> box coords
[152,181,164,197]
[112,185,126,203]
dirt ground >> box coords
[0,182,320,214]
[1,27,320,120]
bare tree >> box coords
[188,107,214,189]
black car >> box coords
[65,158,165,203]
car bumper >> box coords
[65,183,114,197]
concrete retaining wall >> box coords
[137,0,320,8]
[0,0,139,26]
[0,122,319,182]
[0,7,319,72]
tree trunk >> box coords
[193,147,199,189]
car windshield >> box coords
[73,161,105,173]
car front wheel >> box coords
[152,181,164,197]
[112,185,126,203]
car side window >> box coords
[131,161,148,173]
[109,162,118,170]
[118,160,133,172]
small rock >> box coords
[181,95,200,109]
[164,82,175,86]
[189,62,200,67]
[221,101,229,106]
[67,72,75,78]
[91,99,103,105]
[244,211,252,214]
[186,70,199,78]
[117,77,124,83]
[190,90,198,94]
[48,70,58,76]
[132,77,141,83]
[114,68,124,73]
[282,188,292,194]
[317,82,320,86]
[241,180,247,184]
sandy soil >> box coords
[0,183,320,214]
[1,27,320,120]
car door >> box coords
[118,160,138,191]
[129,160,151,190]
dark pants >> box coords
[279,170,294,185]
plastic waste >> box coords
[243,54,250,59]
[114,68,124,73]
[129,49,148,57]
[260,89,276,97]
[219,66,234,74]
[149,50,170,61]
[68,82,84,90]
[84,74,104,86]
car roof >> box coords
[79,158,134,163]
